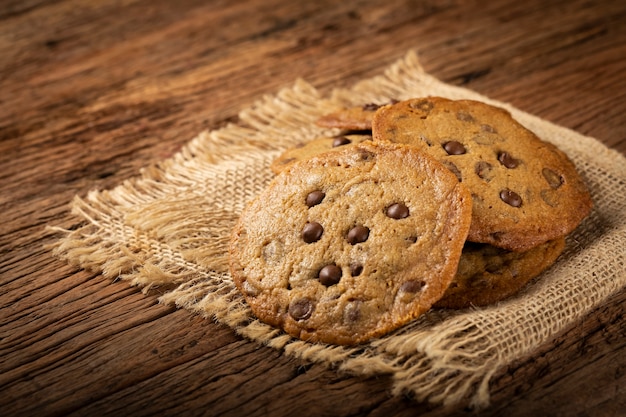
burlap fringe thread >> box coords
[51,51,626,409]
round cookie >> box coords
[435,237,566,309]
[315,100,396,131]
[229,141,472,345]
[270,134,372,174]
[372,97,593,252]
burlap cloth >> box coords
[52,51,626,408]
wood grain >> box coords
[1,0,625,415]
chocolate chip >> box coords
[386,202,409,219]
[332,136,351,147]
[344,301,361,322]
[356,149,375,161]
[350,263,363,277]
[500,189,522,207]
[302,222,323,243]
[497,151,518,169]
[481,124,497,133]
[409,99,434,112]
[470,278,490,289]
[400,280,425,293]
[542,167,564,189]
[362,103,381,111]
[443,141,466,155]
[442,161,463,182]
[475,161,494,181]
[262,240,284,265]
[540,189,559,207]
[472,135,496,146]
[289,298,313,320]
[456,111,475,122]
[472,192,484,204]
[306,190,325,207]
[318,264,342,286]
[347,225,369,244]
[485,262,505,274]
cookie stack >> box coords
[229,97,593,345]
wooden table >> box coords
[2,0,625,415]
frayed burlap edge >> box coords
[50,50,626,409]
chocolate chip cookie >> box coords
[435,237,566,309]
[229,141,472,345]
[270,134,372,174]
[372,97,593,252]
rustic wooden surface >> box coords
[2,0,625,415]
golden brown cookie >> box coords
[315,101,396,130]
[372,97,593,252]
[270,134,372,174]
[229,141,472,345]
[435,238,566,309]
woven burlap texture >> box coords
[52,51,626,408]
